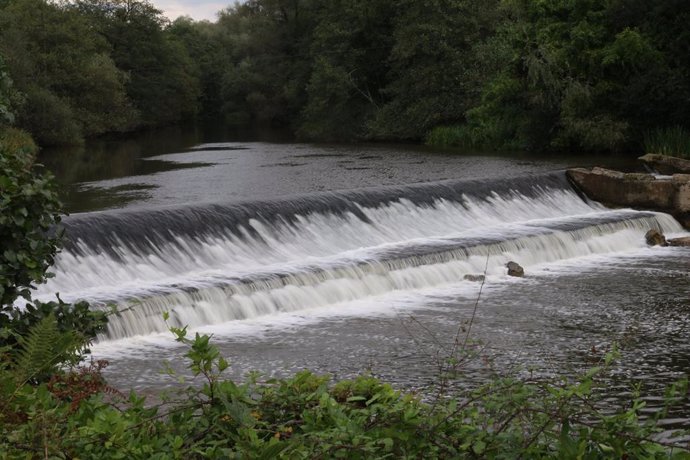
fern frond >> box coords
[14,313,79,384]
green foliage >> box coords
[426,124,499,150]
[1,298,108,372]
[70,53,139,137]
[0,129,61,305]
[644,126,690,159]
[0,126,108,385]
[370,0,499,141]
[298,0,395,140]
[2,327,688,458]
[0,127,111,457]
[0,55,21,127]
[168,17,226,119]
[17,85,84,146]
[0,0,202,145]
[0,0,139,145]
[73,0,200,128]
[13,313,81,384]
[215,0,315,129]
[299,56,377,141]
[457,0,690,153]
[3,0,690,149]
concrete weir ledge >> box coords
[566,154,690,230]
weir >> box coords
[36,172,684,341]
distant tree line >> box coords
[1,0,690,152]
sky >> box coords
[154,0,229,22]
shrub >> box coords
[0,126,107,379]
[0,127,60,307]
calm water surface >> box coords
[40,124,639,213]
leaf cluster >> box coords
[0,128,60,306]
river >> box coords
[38,125,690,428]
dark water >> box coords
[40,123,640,214]
[36,125,690,435]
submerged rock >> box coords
[645,229,668,247]
[506,261,524,277]
[639,154,690,175]
[463,274,486,282]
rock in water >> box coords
[639,154,690,175]
[645,229,668,246]
[463,274,486,282]
[506,261,524,277]
[668,237,690,247]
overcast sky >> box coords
[154,0,230,22]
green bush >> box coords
[0,127,61,306]
[0,126,107,380]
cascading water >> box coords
[34,171,684,342]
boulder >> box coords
[639,154,690,175]
[463,274,485,282]
[668,237,690,247]
[645,229,667,247]
[506,261,524,277]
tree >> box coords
[216,0,316,128]
[461,0,685,152]
[370,0,499,141]
[0,0,137,145]
[74,0,200,127]
[168,16,227,119]
[298,0,395,140]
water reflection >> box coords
[38,123,643,214]
[40,125,206,183]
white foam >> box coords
[32,185,687,342]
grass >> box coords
[425,124,496,150]
[644,126,690,158]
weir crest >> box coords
[34,172,684,341]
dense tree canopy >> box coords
[1,0,689,152]
[0,0,136,144]
[460,0,690,152]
